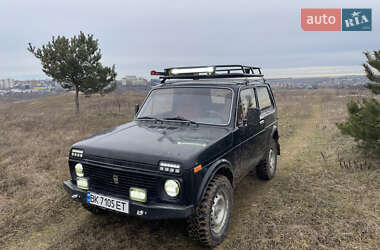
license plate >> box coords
[87,192,129,214]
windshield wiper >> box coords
[137,116,163,122]
[162,116,198,125]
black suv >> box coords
[64,65,280,247]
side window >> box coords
[256,87,273,111]
[237,88,256,125]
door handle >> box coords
[259,120,265,125]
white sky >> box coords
[0,0,379,80]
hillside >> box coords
[0,89,379,249]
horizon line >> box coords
[1,65,367,81]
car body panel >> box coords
[73,121,234,168]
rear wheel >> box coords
[187,175,233,247]
[257,138,278,180]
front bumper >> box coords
[63,180,194,220]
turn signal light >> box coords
[193,164,202,173]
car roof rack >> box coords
[151,65,264,83]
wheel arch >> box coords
[195,159,234,206]
[271,125,280,155]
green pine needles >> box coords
[337,50,380,156]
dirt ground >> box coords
[0,89,379,249]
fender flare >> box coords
[195,159,234,206]
[270,124,278,138]
[271,125,280,155]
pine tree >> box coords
[28,32,117,114]
[363,50,380,94]
[337,50,380,156]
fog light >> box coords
[164,179,180,197]
[75,163,84,177]
[130,187,147,202]
[77,177,88,190]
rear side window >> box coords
[256,87,273,110]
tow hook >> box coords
[71,194,80,200]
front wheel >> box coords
[256,138,278,180]
[187,175,233,247]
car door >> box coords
[235,87,262,180]
[255,86,276,158]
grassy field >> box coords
[0,89,379,249]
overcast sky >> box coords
[0,0,379,80]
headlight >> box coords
[159,161,181,174]
[75,163,84,177]
[164,179,180,197]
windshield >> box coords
[137,87,233,125]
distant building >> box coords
[0,78,15,89]
[121,75,137,86]
[132,78,148,86]
[33,84,56,92]
[121,75,148,86]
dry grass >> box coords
[0,89,379,249]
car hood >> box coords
[72,120,233,168]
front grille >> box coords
[83,164,161,202]
[85,155,158,171]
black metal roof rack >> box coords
[151,65,264,83]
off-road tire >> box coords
[82,203,107,215]
[256,138,278,180]
[187,175,233,247]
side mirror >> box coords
[247,107,260,126]
[135,104,139,115]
